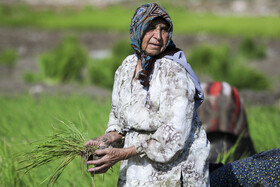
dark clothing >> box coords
[210,148,280,186]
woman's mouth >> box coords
[148,43,161,48]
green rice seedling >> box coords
[0,94,118,186]
[0,139,34,186]
[0,48,18,67]
[188,43,270,90]
[216,131,250,164]
[88,39,133,89]
[246,104,280,152]
[38,35,88,84]
[239,37,267,59]
[17,120,98,187]
[1,4,280,38]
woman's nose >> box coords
[153,29,162,40]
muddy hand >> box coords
[87,146,137,174]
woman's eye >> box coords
[161,28,169,34]
[147,25,156,32]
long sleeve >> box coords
[105,55,137,135]
[105,65,123,134]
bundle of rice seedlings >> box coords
[17,121,99,187]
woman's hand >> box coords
[84,135,110,149]
[87,146,137,174]
[84,131,124,149]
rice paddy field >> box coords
[0,3,280,38]
[0,94,279,186]
[0,94,119,186]
[0,1,280,186]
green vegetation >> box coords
[216,131,250,164]
[88,39,134,88]
[246,104,280,152]
[0,94,279,185]
[24,35,270,90]
[23,37,133,89]
[0,94,118,187]
[18,122,98,187]
[38,36,88,84]
[8,3,271,90]
[0,4,279,38]
[22,71,38,83]
[24,36,89,84]
[0,48,18,67]
[0,1,279,185]
[89,37,271,90]
[239,37,267,59]
[188,39,270,90]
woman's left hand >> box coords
[87,146,137,174]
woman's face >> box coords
[141,18,170,56]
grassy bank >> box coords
[0,4,279,38]
[0,94,279,186]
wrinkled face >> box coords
[141,18,170,56]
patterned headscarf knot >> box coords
[130,3,176,87]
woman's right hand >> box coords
[84,135,111,149]
[84,131,124,149]
[87,146,137,174]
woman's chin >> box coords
[144,49,162,56]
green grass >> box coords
[0,94,279,185]
[246,104,280,153]
[0,94,119,187]
[17,121,98,187]
[216,131,249,164]
[172,12,280,38]
[0,4,280,38]
[216,104,280,164]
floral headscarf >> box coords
[130,3,176,87]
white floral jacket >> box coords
[106,54,210,187]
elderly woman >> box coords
[85,3,210,186]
